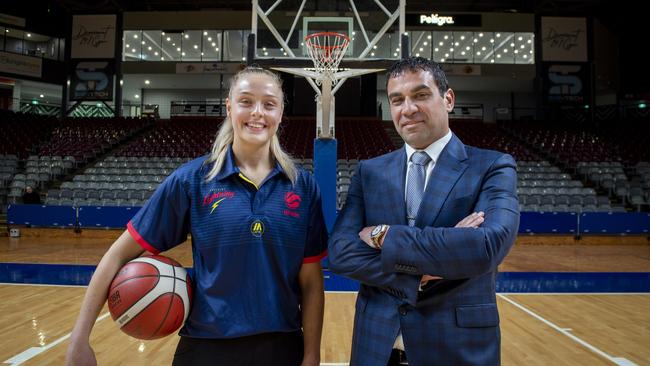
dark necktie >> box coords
[406,151,431,226]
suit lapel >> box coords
[383,148,408,225]
[415,134,469,227]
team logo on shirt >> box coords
[202,190,235,214]
[283,191,301,218]
[250,220,265,237]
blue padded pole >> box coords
[313,138,337,233]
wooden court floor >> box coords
[1,231,649,365]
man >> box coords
[328,57,519,365]
[22,186,41,205]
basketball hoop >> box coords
[304,32,350,85]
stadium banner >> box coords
[70,60,114,101]
[542,62,590,104]
[0,51,42,78]
[0,13,26,27]
[541,17,588,62]
[175,62,241,74]
[71,14,116,59]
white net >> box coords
[304,32,350,85]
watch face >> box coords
[371,225,382,236]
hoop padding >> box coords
[305,32,350,84]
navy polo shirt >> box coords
[127,146,328,338]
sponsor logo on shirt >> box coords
[202,190,235,214]
[250,219,265,237]
[283,191,301,218]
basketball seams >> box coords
[148,259,179,338]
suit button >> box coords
[399,306,407,316]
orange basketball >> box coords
[107,255,192,340]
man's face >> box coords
[387,69,454,149]
[25,187,32,193]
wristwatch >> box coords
[370,224,389,249]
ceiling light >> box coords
[27,33,31,37]
[203,31,208,36]
[39,94,44,98]
[184,34,189,39]
[134,94,139,99]
[133,34,138,39]
[144,80,150,85]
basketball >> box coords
[107,255,192,340]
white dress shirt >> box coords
[393,129,452,351]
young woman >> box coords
[66,67,328,366]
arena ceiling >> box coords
[4,0,616,15]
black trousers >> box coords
[387,349,408,366]
[172,331,304,366]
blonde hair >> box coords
[204,67,297,184]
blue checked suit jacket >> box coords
[328,134,519,366]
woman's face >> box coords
[227,73,284,149]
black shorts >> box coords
[172,331,304,366]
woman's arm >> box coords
[65,230,145,366]
[298,261,324,366]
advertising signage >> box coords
[406,13,482,28]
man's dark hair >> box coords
[386,57,449,97]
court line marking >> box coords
[3,312,111,366]
[498,294,638,366]
[0,283,88,288]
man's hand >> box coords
[359,226,375,248]
[421,212,486,286]
[455,211,485,228]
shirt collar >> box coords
[404,129,453,164]
[214,144,286,181]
